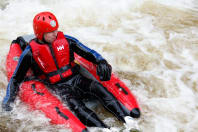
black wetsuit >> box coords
[2,35,127,128]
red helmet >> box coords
[33,11,59,41]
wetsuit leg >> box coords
[89,81,127,122]
[67,97,108,128]
[51,83,108,128]
[70,74,127,122]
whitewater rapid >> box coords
[1,0,198,132]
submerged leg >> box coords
[67,97,109,128]
[52,83,108,128]
[89,81,127,122]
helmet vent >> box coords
[37,16,40,20]
[49,16,52,19]
[43,17,45,21]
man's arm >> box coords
[2,45,32,111]
[65,35,112,81]
[65,35,104,64]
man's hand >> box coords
[96,60,112,81]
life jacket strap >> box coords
[47,64,71,78]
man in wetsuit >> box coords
[2,11,133,128]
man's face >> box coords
[43,30,58,43]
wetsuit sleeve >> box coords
[2,45,32,111]
[65,35,105,64]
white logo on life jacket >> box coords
[57,45,64,51]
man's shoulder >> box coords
[64,34,79,43]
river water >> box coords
[0,0,198,132]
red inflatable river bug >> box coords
[6,35,140,132]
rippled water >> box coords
[1,0,198,132]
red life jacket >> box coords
[30,32,75,84]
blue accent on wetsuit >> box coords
[2,46,32,110]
